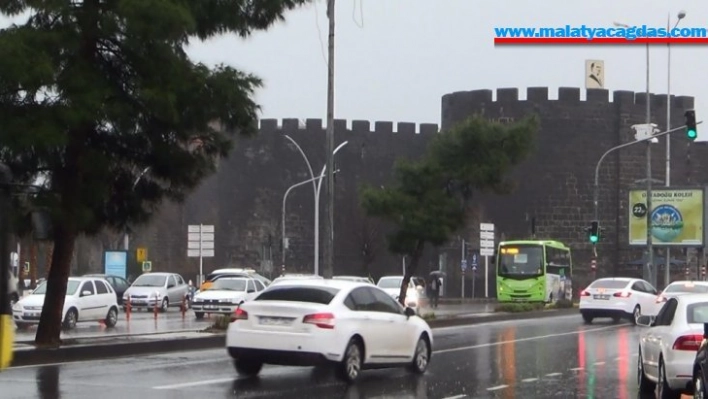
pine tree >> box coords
[0,0,311,346]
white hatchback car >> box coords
[226,279,433,382]
[13,276,120,329]
[636,294,708,398]
[579,277,659,324]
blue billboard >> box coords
[103,250,127,278]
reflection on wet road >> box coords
[0,315,656,398]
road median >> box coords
[11,308,578,367]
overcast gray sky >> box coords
[185,0,708,140]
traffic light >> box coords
[685,110,697,141]
[589,221,599,244]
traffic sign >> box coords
[187,224,215,258]
[142,261,152,272]
[136,247,147,263]
[461,259,468,272]
[22,261,29,274]
[479,223,495,257]
[471,253,478,267]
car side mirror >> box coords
[404,307,416,318]
[636,315,655,327]
[81,290,92,297]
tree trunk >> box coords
[398,240,425,306]
[34,228,77,347]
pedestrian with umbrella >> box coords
[428,271,444,308]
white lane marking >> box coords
[522,377,538,382]
[442,395,467,399]
[153,377,234,390]
[570,367,584,371]
[614,356,622,361]
[432,314,581,332]
[545,372,563,377]
[594,361,606,366]
[435,324,622,354]
[487,384,508,391]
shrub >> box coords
[494,302,545,313]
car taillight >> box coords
[655,296,667,303]
[613,291,631,298]
[303,312,335,329]
[231,307,248,322]
[673,335,704,351]
[580,290,590,297]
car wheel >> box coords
[337,338,363,383]
[62,308,78,330]
[631,305,641,325]
[104,307,118,328]
[160,298,169,313]
[582,314,593,324]
[407,335,431,374]
[658,357,682,399]
[233,358,263,377]
[194,312,204,320]
[695,369,706,399]
[637,348,655,392]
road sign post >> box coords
[479,223,495,298]
[461,259,467,298]
[188,224,215,285]
[142,261,152,273]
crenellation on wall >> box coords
[496,88,519,102]
[396,122,416,135]
[374,121,393,134]
[675,96,694,109]
[420,123,439,134]
[305,118,323,131]
[558,87,580,102]
[351,120,370,133]
[527,87,548,102]
[259,118,278,131]
[613,91,635,106]
[257,118,440,135]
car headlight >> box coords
[12,304,21,311]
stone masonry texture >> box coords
[121,87,708,297]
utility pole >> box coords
[644,44,655,287]
[323,0,336,278]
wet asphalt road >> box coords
[0,314,650,399]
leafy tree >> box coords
[0,0,310,347]
[360,115,538,305]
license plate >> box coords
[24,313,39,317]
[134,300,145,304]
[259,317,293,326]
[593,294,610,300]
[204,305,217,310]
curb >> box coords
[11,334,225,368]
[11,308,578,368]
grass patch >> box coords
[494,302,546,313]
[420,312,436,321]
[545,298,576,309]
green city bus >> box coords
[496,240,573,303]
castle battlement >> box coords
[442,87,694,108]
[258,118,440,135]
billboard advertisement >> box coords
[628,189,704,246]
[103,250,128,278]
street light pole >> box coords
[664,10,687,288]
[281,171,340,270]
[283,135,348,275]
[123,167,150,251]
[323,0,336,279]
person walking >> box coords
[429,275,440,309]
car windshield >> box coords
[207,279,247,291]
[132,275,167,287]
[255,286,339,305]
[590,280,629,289]
[664,283,708,294]
[687,302,708,323]
[498,245,544,278]
[34,280,80,295]
[377,278,402,289]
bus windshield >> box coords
[498,245,544,278]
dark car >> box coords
[83,274,131,305]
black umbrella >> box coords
[429,270,446,277]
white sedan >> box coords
[13,276,120,329]
[655,280,708,306]
[636,294,708,398]
[226,279,433,382]
[579,277,659,324]
[192,277,258,319]
[376,276,422,309]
